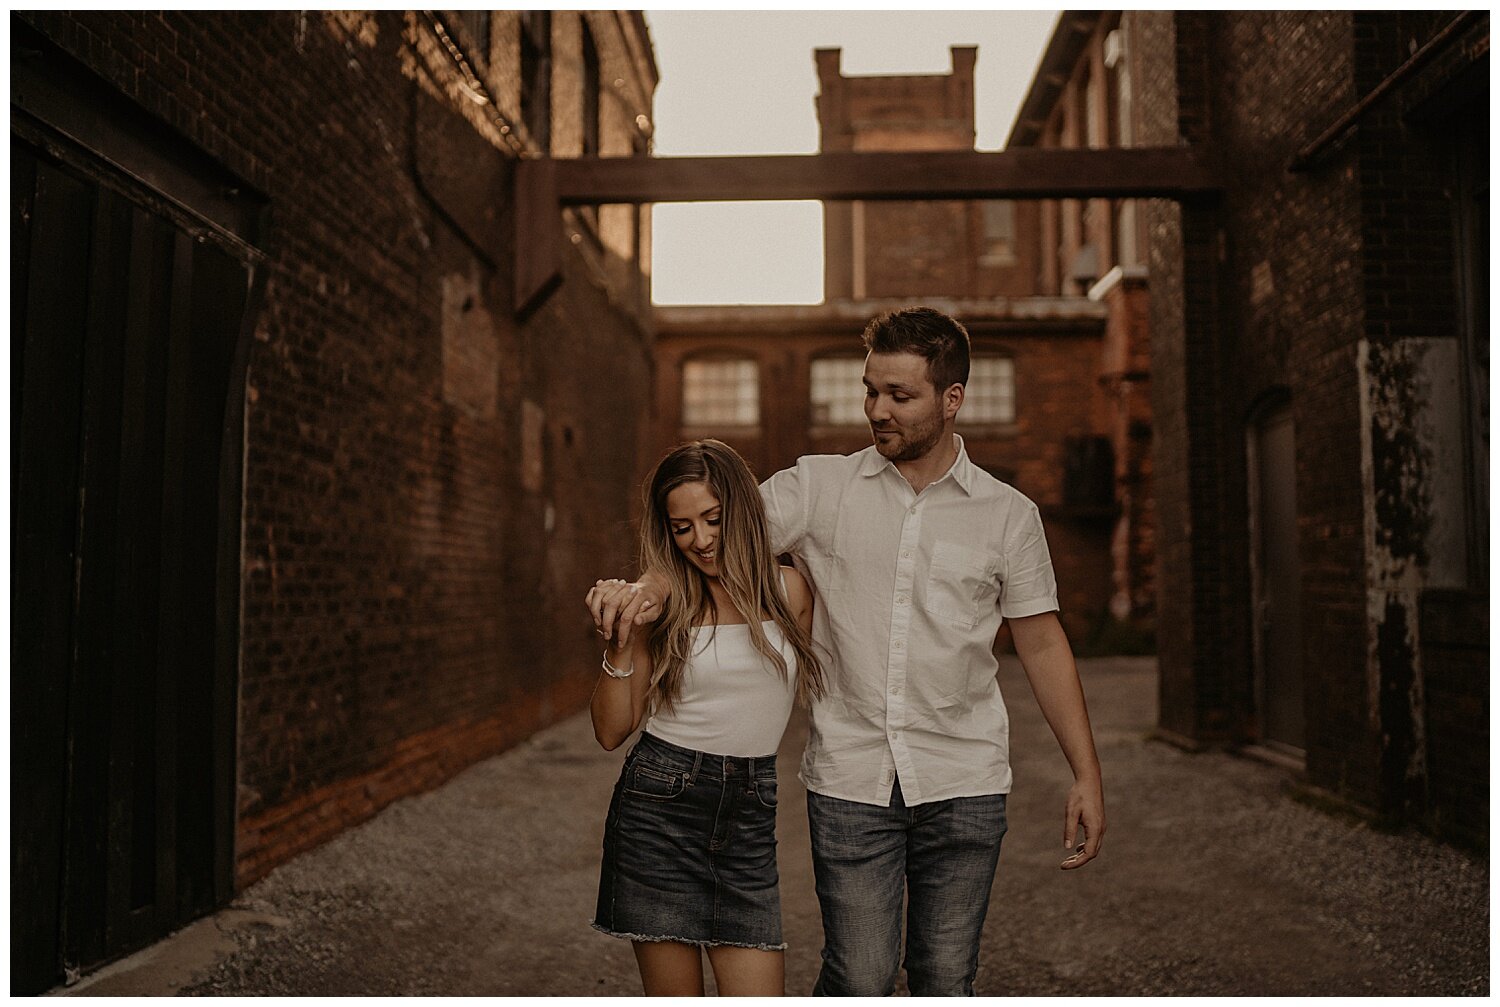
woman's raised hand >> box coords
[588,575,666,648]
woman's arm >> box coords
[780,564,814,634]
[589,633,653,751]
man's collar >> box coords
[857,446,888,478]
[857,434,975,495]
[949,434,976,495]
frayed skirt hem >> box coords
[589,921,786,952]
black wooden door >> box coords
[11,137,250,993]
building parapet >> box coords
[654,296,1108,334]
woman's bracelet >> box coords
[601,650,634,679]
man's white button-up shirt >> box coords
[760,436,1059,807]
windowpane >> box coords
[810,357,867,426]
[981,200,1016,266]
[682,359,759,426]
[520,11,551,151]
[959,356,1016,425]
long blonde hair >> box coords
[639,440,825,715]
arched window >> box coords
[681,357,759,426]
[810,356,867,426]
[958,355,1016,425]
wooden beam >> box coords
[514,146,1222,315]
[551,147,1221,204]
[514,157,562,318]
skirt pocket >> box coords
[622,761,686,801]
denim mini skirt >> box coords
[593,732,785,950]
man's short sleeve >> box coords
[1000,501,1060,619]
[760,462,808,557]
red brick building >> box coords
[1006,14,1156,628]
[1130,11,1487,845]
[12,11,657,992]
[653,45,1155,645]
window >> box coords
[1082,62,1103,150]
[458,11,491,71]
[1114,199,1139,268]
[958,355,1016,425]
[581,20,600,157]
[810,357,867,426]
[1105,27,1132,148]
[576,19,602,239]
[520,11,551,152]
[682,359,759,426]
[980,200,1016,267]
[1105,25,1138,269]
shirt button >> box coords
[901,550,912,559]
[890,684,902,696]
[896,595,908,605]
[894,640,905,650]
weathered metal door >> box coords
[11,137,250,993]
[1247,404,1305,752]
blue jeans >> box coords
[807,779,1007,996]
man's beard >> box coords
[870,405,946,462]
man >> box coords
[593,307,1105,996]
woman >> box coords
[587,440,824,996]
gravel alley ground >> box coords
[59,657,1488,996]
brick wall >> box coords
[1138,9,1488,842]
[1420,590,1489,848]
[818,46,1041,301]
[1349,11,1488,837]
[18,11,658,885]
[1204,10,1375,797]
[1008,12,1157,641]
[861,201,976,296]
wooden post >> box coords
[514,157,562,319]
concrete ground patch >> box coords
[53,657,1488,996]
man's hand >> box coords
[1060,775,1105,870]
[586,574,666,648]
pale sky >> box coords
[644,10,1062,305]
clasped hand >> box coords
[586,577,664,648]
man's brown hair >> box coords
[860,306,971,392]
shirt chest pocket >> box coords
[923,541,999,629]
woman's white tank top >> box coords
[642,620,798,757]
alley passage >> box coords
[66,658,1486,996]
